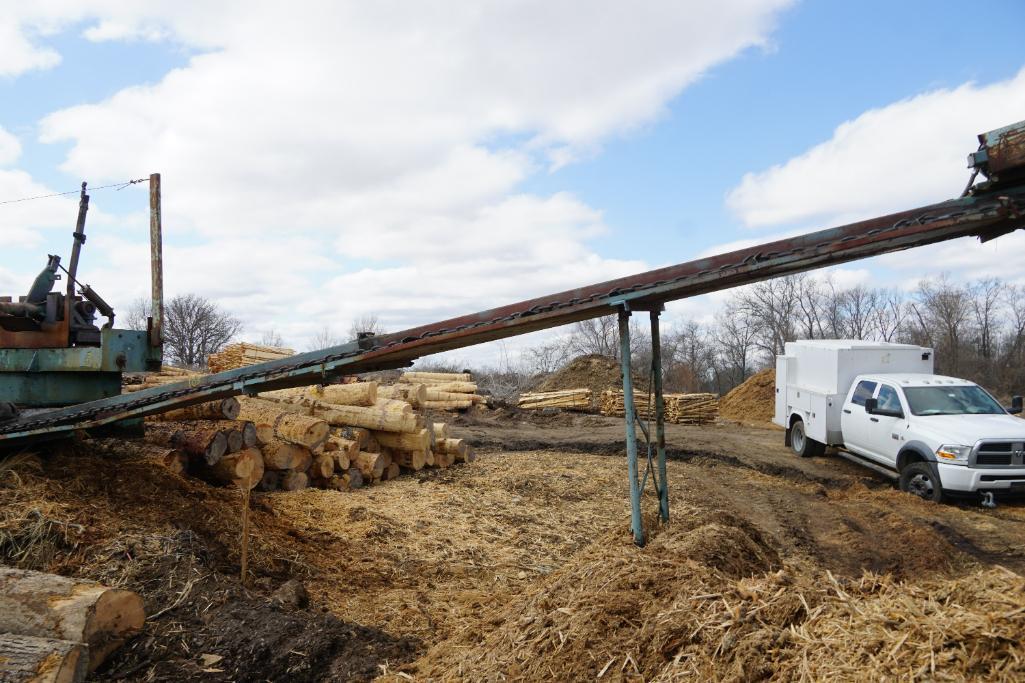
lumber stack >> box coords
[518,388,591,411]
[0,568,145,678]
[599,390,719,425]
[207,342,294,373]
[391,371,485,411]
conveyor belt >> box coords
[1,187,1023,446]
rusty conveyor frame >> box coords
[2,121,1025,543]
[2,187,1023,448]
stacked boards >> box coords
[599,390,719,425]
[379,371,486,412]
[517,388,591,411]
[207,342,294,373]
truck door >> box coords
[841,379,877,457]
[860,383,907,467]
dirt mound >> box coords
[534,354,647,408]
[720,368,776,424]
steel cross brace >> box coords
[616,302,669,547]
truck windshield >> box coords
[903,385,1004,416]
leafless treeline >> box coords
[519,273,1025,398]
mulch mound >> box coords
[534,355,648,409]
[719,368,776,424]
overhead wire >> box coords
[0,177,149,206]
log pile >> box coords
[0,568,145,680]
[207,342,294,373]
[517,388,592,411]
[385,371,486,411]
[599,390,719,425]
[139,377,478,494]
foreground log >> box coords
[353,450,390,479]
[411,380,478,393]
[201,448,262,489]
[168,426,227,466]
[421,399,473,411]
[0,634,88,683]
[431,422,449,440]
[315,382,377,407]
[385,462,401,480]
[257,470,281,492]
[281,470,309,491]
[377,383,427,407]
[0,568,145,671]
[372,428,431,452]
[237,398,329,448]
[150,397,241,422]
[346,467,365,489]
[261,440,313,471]
[311,402,421,433]
[403,371,472,382]
[310,454,335,479]
[389,448,426,471]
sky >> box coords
[1,0,1024,366]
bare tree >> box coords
[523,338,571,376]
[348,313,383,340]
[161,294,243,369]
[123,297,151,332]
[568,316,620,358]
[307,326,344,351]
[259,329,288,349]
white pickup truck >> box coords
[773,340,1025,504]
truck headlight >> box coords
[936,444,971,465]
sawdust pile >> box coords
[535,354,647,409]
[719,368,776,424]
[409,503,1025,682]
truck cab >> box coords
[839,374,1025,501]
[774,340,1025,503]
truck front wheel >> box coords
[899,462,944,502]
[790,419,825,458]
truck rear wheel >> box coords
[899,462,944,502]
[790,419,825,458]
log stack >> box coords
[207,342,295,373]
[599,390,719,425]
[386,371,486,411]
[139,376,477,494]
[246,379,477,490]
[517,388,591,411]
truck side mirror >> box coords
[1010,395,1023,415]
[864,398,878,414]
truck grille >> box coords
[975,441,1020,467]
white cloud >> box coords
[0,126,22,165]
[0,20,60,77]
[7,1,793,350]
[726,68,1025,230]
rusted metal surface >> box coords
[2,186,1022,446]
[971,120,1025,187]
[2,122,1025,446]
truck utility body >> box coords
[774,340,1025,502]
